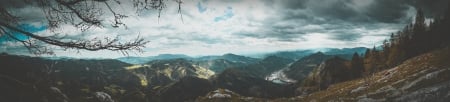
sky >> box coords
[0,0,449,58]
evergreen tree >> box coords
[351,52,364,78]
[410,8,428,57]
[364,49,371,59]
[414,9,426,28]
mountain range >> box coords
[2,45,449,102]
[116,47,367,64]
[0,47,367,102]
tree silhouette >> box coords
[350,52,364,78]
[376,7,450,71]
[0,0,183,55]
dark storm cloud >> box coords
[0,0,32,8]
[307,0,363,22]
[411,0,450,16]
[364,0,411,23]
[328,30,363,41]
[272,0,448,23]
[2,0,450,56]
[0,0,45,23]
[279,0,407,23]
[236,30,305,42]
[278,0,309,10]
[250,0,449,42]
[235,18,309,42]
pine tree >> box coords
[410,8,428,56]
[414,9,426,28]
[371,46,381,73]
[364,49,371,59]
[351,52,364,78]
[389,33,395,44]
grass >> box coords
[284,47,450,102]
[193,48,450,102]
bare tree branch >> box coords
[0,21,149,54]
[0,0,182,55]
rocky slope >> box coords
[235,55,294,79]
[193,53,260,73]
[282,47,450,102]
[297,56,355,95]
[212,68,295,98]
[283,52,334,81]
[195,47,450,102]
[126,59,215,87]
[0,53,139,102]
[193,59,246,73]
[196,88,266,102]
[152,76,215,102]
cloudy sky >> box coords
[0,0,449,58]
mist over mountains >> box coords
[116,47,367,64]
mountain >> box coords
[144,56,296,100]
[0,54,218,102]
[270,51,304,60]
[144,64,297,101]
[0,53,131,80]
[193,59,246,73]
[0,53,142,102]
[126,59,214,87]
[298,56,356,95]
[221,53,260,64]
[193,53,260,73]
[115,48,364,65]
[320,47,367,55]
[283,52,335,81]
[196,53,260,63]
[117,54,192,64]
[154,76,215,102]
[265,50,316,60]
[117,56,147,64]
[236,55,294,79]
[220,48,450,101]
[239,48,367,84]
[196,88,266,102]
[212,68,295,98]
[289,47,450,102]
[117,53,260,73]
[260,47,367,60]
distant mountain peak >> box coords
[262,55,292,62]
[222,53,238,57]
[305,52,326,58]
[156,54,190,57]
[117,54,192,64]
[315,51,325,55]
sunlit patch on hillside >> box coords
[124,64,149,70]
[136,74,148,87]
[193,65,215,79]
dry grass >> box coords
[277,48,450,102]
[194,48,450,102]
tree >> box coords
[350,52,364,78]
[407,8,428,57]
[364,49,371,59]
[414,9,426,29]
[382,39,390,58]
[389,33,395,43]
[0,0,183,55]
